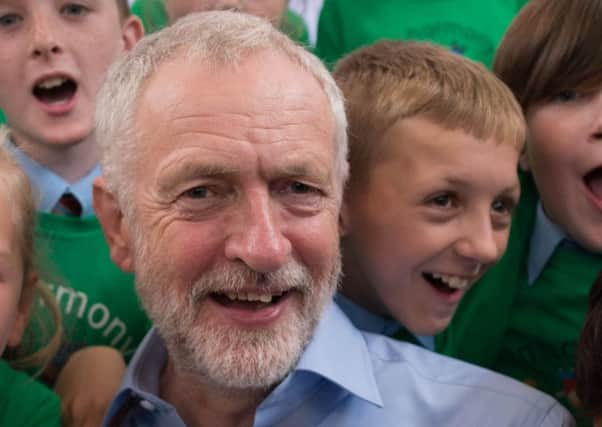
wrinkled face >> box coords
[126,50,340,390]
[0,186,28,354]
[525,88,602,252]
[343,117,520,335]
[0,0,138,161]
[166,0,288,25]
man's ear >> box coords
[7,271,36,348]
[121,15,144,51]
[93,177,134,272]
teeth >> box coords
[438,274,469,290]
[427,273,469,290]
[221,292,276,303]
[259,294,272,303]
[37,77,67,89]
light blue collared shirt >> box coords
[4,138,100,217]
[527,202,569,285]
[103,302,573,427]
[335,293,435,350]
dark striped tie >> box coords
[52,193,82,217]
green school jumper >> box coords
[34,214,149,362]
[0,360,61,427]
[131,0,309,45]
[314,0,528,68]
[437,172,602,426]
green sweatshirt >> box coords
[315,0,528,68]
[34,213,149,362]
[0,360,61,427]
[437,172,601,426]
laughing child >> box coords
[332,40,525,346]
[438,0,602,423]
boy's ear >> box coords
[7,271,36,348]
[93,177,134,272]
[121,15,144,51]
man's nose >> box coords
[224,191,292,273]
[454,213,501,268]
[30,12,63,59]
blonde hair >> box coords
[333,40,526,189]
[0,140,62,371]
[95,10,348,215]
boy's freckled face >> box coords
[525,89,602,252]
[0,187,26,353]
[0,0,136,149]
[343,116,520,335]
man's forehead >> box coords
[134,49,334,145]
[139,49,327,110]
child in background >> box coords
[438,0,602,423]
[333,41,524,344]
[0,144,62,427]
[0,1,144,425]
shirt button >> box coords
[139,400,156,411]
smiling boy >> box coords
[0,0,145,424]
[333,40,525,344]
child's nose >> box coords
[30,13,63,58]
[454,216,502,268]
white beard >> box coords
[135,247,340,391]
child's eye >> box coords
[491,198,514,216]
[61,3,89,16]
[428,193,456,209]
[552,90,580,103]
[0,13,23,28]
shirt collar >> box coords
[334,293,399,336]
[285,301,384,406]
[4,137,100,217]
[527,201,568,285]
[111,301,384,420]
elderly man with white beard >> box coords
[94,11,573,427]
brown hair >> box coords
[0,135,62,371]
[577,273,602,420]
[333,40,525,189]
[493,0,602,111]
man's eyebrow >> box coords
[158,161,238,193]
[268,161,331,182]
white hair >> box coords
[95,10,348,213]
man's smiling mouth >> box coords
[210,290,290,309]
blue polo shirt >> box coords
[103,302,573,426]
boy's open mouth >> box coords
[210,290,290,311]
[584,166,602,199]
[422,272,468,294]
[32,76,77,105]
